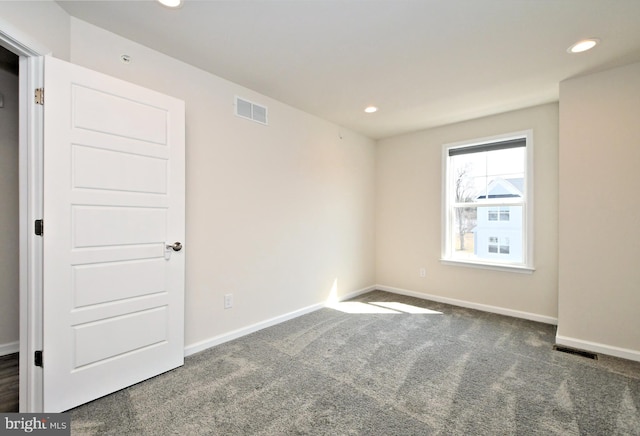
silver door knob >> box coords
[166,242,183,252]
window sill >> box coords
[440,258,535,274]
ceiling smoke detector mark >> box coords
[235,96,268,125]
[120,54,132,64]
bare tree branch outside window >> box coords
[454,165,477,251]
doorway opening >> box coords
[0,44,19,413]
[0,23,46,412]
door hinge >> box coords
[34,350,43,367]
[35,88,44,105]
[35,219,43,236]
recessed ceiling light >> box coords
[364,106,378,114]
[157,0,182,8]
[567,38,600,53]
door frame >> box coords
[0,19,49,413]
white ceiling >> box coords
[56,0,640,139]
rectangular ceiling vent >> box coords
[235,96,268,125]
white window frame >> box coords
[441,130,534,273]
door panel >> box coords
[73,259,166,307]
[43,56,185,412]
[72,83,168,144]
[72,206,167,247]
[73,306,168,368]
[72,145,168,194]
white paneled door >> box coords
[42,56,185,412]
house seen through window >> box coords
[442,131,533,270]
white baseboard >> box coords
[184,285,378,357]
[555,335,640,363]
[375,284,558,325]
[184,302,323,357]
[0,341,19,356]
[183,283,560,358]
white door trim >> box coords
[0,19,49,413]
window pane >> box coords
[452,147,525,204]
[454,204,523,262]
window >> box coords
[488,207,510,221]
[488,236,510,254]
[488,236,499,253]
[442,131,533,271]
[501,242,510,254]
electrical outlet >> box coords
[419,267,426,277]
[224,293,233,309]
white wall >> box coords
[68,19,376,350]
[557,62,640,360]
[376,103,559,322]
[0,66,19,352]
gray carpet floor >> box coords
[70,290,640,435]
